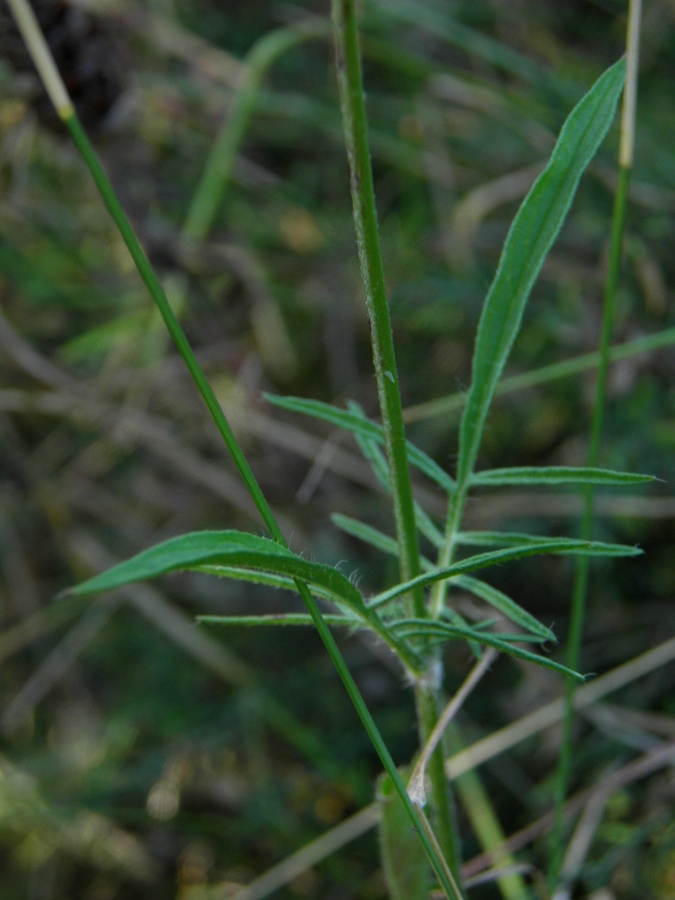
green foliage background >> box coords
[0,0,674,897]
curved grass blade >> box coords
[470,466,655,488]
[371,539,641,609]
[456,58,626,488]
[266,394,456,494]
[61,530,366,614]
[391,620,584,682]
[199,614,357,627]
[451,575,555,643]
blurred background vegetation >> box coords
[1,0,674,897]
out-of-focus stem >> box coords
[549,1,641,889]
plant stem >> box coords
[415,680,460,874]
[331,0,463,886]
[549,1,641,887]
[330,0,423,615]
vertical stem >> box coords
[549,1,640,887]
[415,680,461,874]
[330,0,423,615]
[331,0,463,885]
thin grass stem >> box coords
[549,2,642,887]
[183,20,329,243]
[402,327,675,424]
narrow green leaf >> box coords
[370,538,641,609]
[199,614,357,627]
[470,466,654,488]
[376,770,434,900]
[456,58,626,487]
[331,514,441,571]
[266,394,456,494]
[195,564,317,592]
[391,620,584,682]
[346,401,444,547]
[332,514,400,558]
[401,625,542,645]
[451,575,556,642]
[61,530,366,613]
[457,531,624,556]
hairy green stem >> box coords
[415,680,460,874]
[331,0,423,614]
[331,0,463,886]
[550,2,641,884]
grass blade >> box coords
[377,769,434,900]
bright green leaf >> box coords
[61,530,366,613]
[456,58,626,488]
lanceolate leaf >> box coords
[61,530,366,613]
[452,574,555,642]
[456,531,647,555]
[391,619,584,681]
[266,394,456,494]
[456,58,626,487]
[370,538,641,609]
[470,466,654,488]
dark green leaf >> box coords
[62,530,366,613]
